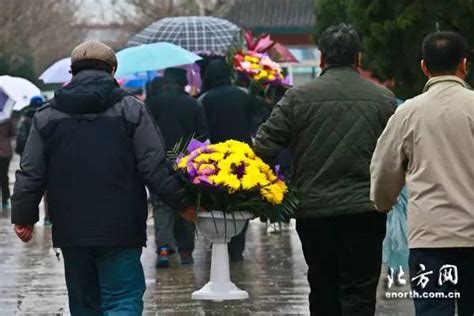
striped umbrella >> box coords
[126,16,240,55]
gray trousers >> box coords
[152,197,195,253]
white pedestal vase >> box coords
[192,211,253,301]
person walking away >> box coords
[254,24,396,315]
[0,115,15,209]
[199,59,256,262]
[371,31,474,316]
[15,96,44,156]
[146,68,208,267]
[11,41,186,316]
[15,96,51,225]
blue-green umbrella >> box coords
[115,42,202,76]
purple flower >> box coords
[201,147,215,154]
[235,163,246,179]
[186,138,210,153]
[193,175,212,185]
[186,160,197,179]
[199,166,217,176]
[275,165,284,180]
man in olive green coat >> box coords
[254,24,396,315]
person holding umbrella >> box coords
[11,40,188,315]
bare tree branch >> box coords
[117,0,228,32]
[0,0,84,77]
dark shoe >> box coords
[156,246,170,268]
[180,251,194,265]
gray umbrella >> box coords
[126,16,240,55]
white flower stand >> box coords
[191,211,253,301]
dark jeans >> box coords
[152,198,195,253]
[296,211,386,316]
[0,156,11,204]
[229,220,249,260]
[409,248,474,316]
[62,247,145,316]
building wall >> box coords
[269,33,314,46]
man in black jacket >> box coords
[199,59,256,261]
[254,24,396,315]
[11,41,184,315]
[146,68,208,267]
[200,59,256,145]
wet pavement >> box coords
[0,157,415,315]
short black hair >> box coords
[422,31,468,73]
[71,59,114,76]
[319,23,362,66]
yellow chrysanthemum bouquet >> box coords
[175,139,297,221]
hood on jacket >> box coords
[202,59,232,92]
[54,70,125,114]
[147,77,170,97]
[164,67,188,87]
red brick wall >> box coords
[269,33,314,46]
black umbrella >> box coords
[126,16,241,55]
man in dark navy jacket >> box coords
[11,41,184,315]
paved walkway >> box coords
[0,157,415,315]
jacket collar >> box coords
[54,69,124,114]
[320,65,359,77]
[423,75,470,92]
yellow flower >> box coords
[198,163,216,172]
[240,164,263,189]
[208,143,230,154]
[243,55,260,64]
[244,55,260,63]
[250,63,261,70]
[177,156,189,169]
[226,153,247,165]
[225,175,241,192]
[275,180,288,194]
[194,152,225,164]
[180,140,289,201]
[260,181,287,204]
[241,175,259,190]
[209,172,241,193]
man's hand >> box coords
[181,206,198,222]
[14,225,34,242]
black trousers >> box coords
[409,248,474,316]
[296,211,386,316]
[0,156,11,204]
[229,220,249,260]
